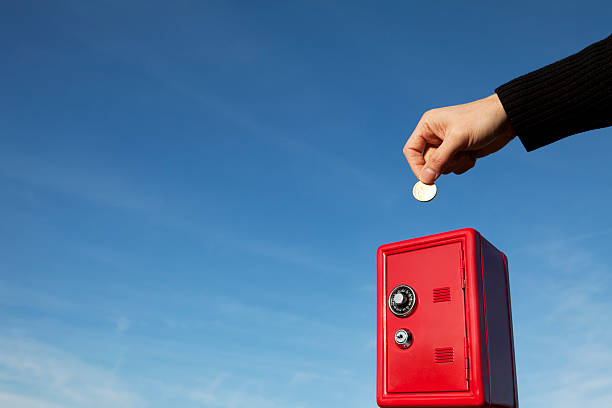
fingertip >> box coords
[419,167,438,185]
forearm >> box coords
[495,34,612,151]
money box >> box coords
[377,228,518,408]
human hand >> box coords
[403,94,516,184]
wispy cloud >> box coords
[516,235,612,407]
[57,15,386,193]
[0,281,74,311]
[144,67,383,191]
[0,155,163,212]
[110,316,130,333]
[0,150,350,277]
[0,332,144,408]
[222,236,348,275]
[183,373,313,408]
[0,392,63,408]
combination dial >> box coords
[388,285,417,317]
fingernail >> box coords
[420,167,437,184]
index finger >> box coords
[403,121,430,180]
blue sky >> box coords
[1,1,611,407]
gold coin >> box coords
[412,181,437,202]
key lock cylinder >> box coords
[389,285,417,348]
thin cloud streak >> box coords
[0,332,144,408]
[514,237,612,407]
[0,155,163,213]
[0,392,63,408]
[0,156,347,277]
[66,22,385,193]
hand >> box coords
[403,94,516,184]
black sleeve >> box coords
[495,34,612,152]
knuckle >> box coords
[445,128,463,141]
[421,109,436,123]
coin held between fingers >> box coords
[413,181,437,202]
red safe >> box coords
[377,228,518,408]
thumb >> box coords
[420,135,464,184]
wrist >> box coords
[489,93,516,140]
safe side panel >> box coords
[481,238,518,408]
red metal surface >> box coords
[377,228,518,408]
[386,241,468,393]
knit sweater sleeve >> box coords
[495,34,612,152]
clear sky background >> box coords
[1,1,611,407]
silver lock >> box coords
[394,329,413,348]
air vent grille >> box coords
[434,347,454,363]
[433,287,451,303]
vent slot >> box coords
[434,347,454,363]
[433,287,451,303]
